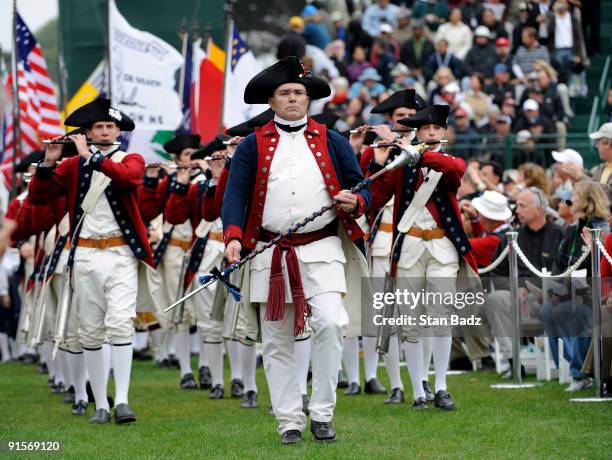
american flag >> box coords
[1,14,64,177]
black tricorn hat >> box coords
[65,98,135,131]
[192,135,230,160]
[163,134,202,155]
[371,89,424,114]
[397,104,450,128]
[15,150,44,173]
[312,111,340,130]
[226,109,275,136]
[225,121,253,137]
[244,56,331,104]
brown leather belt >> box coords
[406,226,446,241]
[169,238,192,251]
[378,222,394,233]
[207,231,223,242]
[77,236,127,249]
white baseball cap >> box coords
[380,23,393,34]
[474,26,491,38]
[522,98,539,111]
[471,191,512,221]
[551,148,583,168]
[589,122,612,140]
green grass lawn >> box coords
[1,358,611,459]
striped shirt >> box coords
[513,44,550,75]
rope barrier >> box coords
[478,245,509,274]
[511,240,591,278]
[595,237,612,267]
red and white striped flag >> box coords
[1,13,64,179]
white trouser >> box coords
[74,248,138,348]
[261,291,348,434]
[194,268,223,343]
[157,245,193,331]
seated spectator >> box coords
[344,97,366,129]
[449,106,480,159]
[463,26,498,81]
[346,46,372,83]
[513,27,551,81]
[480,8,508,41]
[494,37,516,79]
[480,160,504,192]
[435,8,474,60]
[399,19,435,81]
[485,63,515,108]
[512,2,532,54]
[433,81,461,108]
[378,24,401,60]
[361,0,399,38]
[533,60,573,118]
[348,67,386,100]
[582,123,612,190]
[346,18,374,55]
[301,5,332,50]
[550,148,584,197]
[412,0,450,32]
[326,40,349,79]
[482,0,506,22]
[424,39,464,82]
[370,36,399,88]
[554,188,576,226]
[463,73,494,126]
[518,163,550,192]
[330,76,350,107]
[389,63,428,99]
[481,114,512,164]
[393,7,413,44]
[330,11,347,42]
[277,16,307,60]
[541,181,610,391]
[514,98,556,137]
[460,0,485,30]
[428,66,458,105]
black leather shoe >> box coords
[52,381,65,394]
[310,420,336,442]
[199,366,212,390]
[37,362,48,374]
[114,403,137,424]
[71,400,88,416]
[337,370,349,388]
[302,394,310,415]
[209,384,224,399]
[240,390,258,409]
[384,388,404,404]
[231,378,244,398]
[167,354,179,369]
[180,373,198,390]
[47,376,55,388]
[90,408,110,424]
[364,378,387,394]
[86,382,114,409]
[412,397,428,410]
[63,386,76,404]
[423,381,434,402]
[344,382,361,396]
[434,390,456,410]
[280,430,302,445]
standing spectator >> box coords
[361,0,399,38]
[547,0,588,86]
[277,17,307,60]
[485,63,515,108]
[348,68,386,100]
[464,26,499,79]
[528,0,553,46]
[512,2,533,53]
[513,27,551,81]
[301,5,332,50]
[424,39,464,81]
[480,8,508,40]
[460,0,485,30]
[435,8,474,60]
[346,46,373,83]
[412,0,451,32]
[400,19,435,81]
[463,73,494,126]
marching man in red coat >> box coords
[29,98,155,425]
[222,57,370,444]
[368,105,479,411]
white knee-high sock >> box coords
[175,329,192,377]
[133,331,147,351]
[240,343,257,393]
[111,343,133,406]
[385,336,403,391]
[432,336,452,392]
[84,348,109,411]
[204,342,224,387]
[190,329,199,354]
[422,335,433,382]
[150,328,165,362]
[363,336,379,381]
[67,351,88,403]
[102,343,112,375]
[52,344,64,384]
[403,340,426,400]
[198,328,209,368]
[166,329,176,356]
[342,337,360,384]
[42,342,54,377]
[58,350,71,388]
[295,337,312,395]
[227,340,242,381]
[0,333,10,362]
[9,337,19,359]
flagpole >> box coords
[57,25,69,113]
[11,0,23,198]
[177,19,188,117]
[219,0,236,133]
[106,0,112,100]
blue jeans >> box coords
[539,300,591,378]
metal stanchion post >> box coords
[492,232,541,389]
[571,228,612,402]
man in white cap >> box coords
[551,148,583,194]
[586,122,612,188]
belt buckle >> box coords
[421,228,433,241]
[96,239,109,250]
